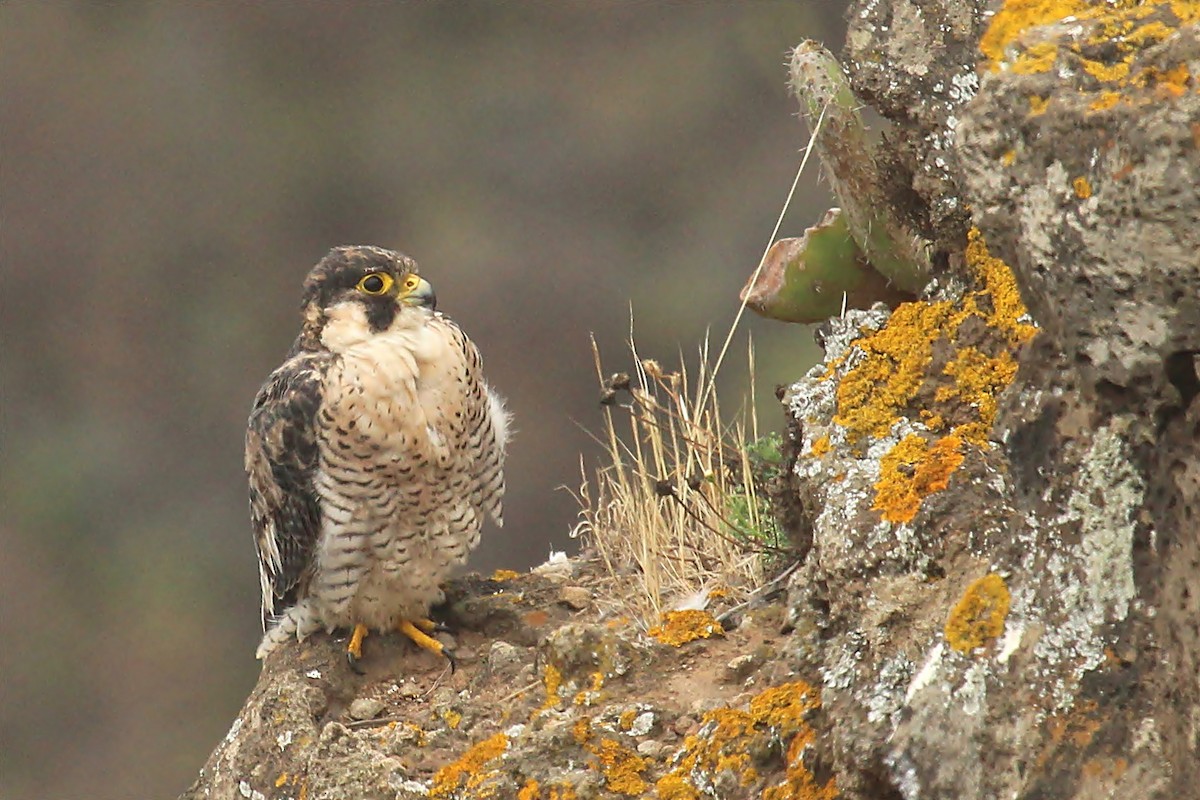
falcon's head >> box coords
[296,245,437,352]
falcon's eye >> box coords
[357,273,393,295]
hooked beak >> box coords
[401,276,436,311]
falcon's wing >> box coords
[439,315,510,528]
[245,351,331,623]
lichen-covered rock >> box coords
[776,1,1200,799]
[956,1,1200,419]
[843,0,989,244]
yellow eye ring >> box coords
[357,273,394,295]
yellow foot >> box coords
[347,623,369,673]
[398,618,458,672]
[410,617,438,634]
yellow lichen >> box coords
[1010,41,1060,75]
[570,715,649,797]
[656,681,833,799]
[443,709,463,730]
[979,1,1094,66]
[1028,94,1050,115]
[809,435,831,457]
[618,709,638,731]
[655,774,701,800]
[275,773,288,788]
[1073,176,1093,198]
[832,299,960,442]
[573,716,592,745]
[518,779,541,800]
[873,434,965,524]
[429,732,509,799]
[762,722,839,800]
[938,346,1020,426]
[539,664,563,712]
[1081,58,1130,83]
[1002,149,1016,165]
[491,568,521,581]
[945,574,1011,654]
[647,610,724,646]
[591,739,650,796]
[1089,91,1122,111]
[980,0,1199,116]
[573,671,606,706]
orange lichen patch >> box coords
[873,434,965,524]
[1028,94,1050,115]
[539,664,563,712]
[1073,176,1093,198]
[1002,149,1016,165]
[570,716,649,796]
[429,732,509,799]
[938,347,1020,426]
[275,773,289,788]
[656,681,833,799]
[618,709,638,731]
[1082,756,1129,781]
[830,230,1033,511]
[832,299,961,441]
[1036,701,1103,770]
[980,0,1198,111]
[647,610,724,646]
[491,568,521,581]
[1081,58,1130,83]
[1010,41,1059,75]
[1089,91,1122,111]
[656,775,702,800]
[762,722,839,800]
[590,739,650,795]
[574,671,605,706]
[945,574,1011,654]
[573,716,592,745]
[964,228,1037,344]
[809,435,831,457]
[979,0,1094,65]
[834,230,1029,448]
[518,779,541,800]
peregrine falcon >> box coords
[246,246,509,667]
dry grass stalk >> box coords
[572,332,780,629]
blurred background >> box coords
[0,3,844,797]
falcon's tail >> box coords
[255,599,321,659]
